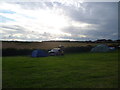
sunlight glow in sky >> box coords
[0,1,118,41]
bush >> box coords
[64,46,93,53]
[2,46,93,56]
[2,48,33,56]
[2,48,49,56]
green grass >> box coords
[2,51,118,88]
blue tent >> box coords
[31,50,48,57]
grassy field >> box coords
[2,51,118,88]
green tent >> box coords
[91,44,110,52]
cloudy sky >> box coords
[0,1,118,41]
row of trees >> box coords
[1,39,120,43]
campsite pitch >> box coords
[2,51,118,88]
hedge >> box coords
[2,46,93,56]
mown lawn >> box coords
[2,51,118,88]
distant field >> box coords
[2,41,118,50]
[2,50,118,88]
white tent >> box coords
[91,44,110,52]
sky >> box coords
[0,1,119,41]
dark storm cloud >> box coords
[63,2,118,24]
[61,2,118,40]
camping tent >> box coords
[91,44,110,52]
[31,50,48,57]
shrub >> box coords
[2,48,33,56]
[64,46,93,53]
[2,46,93,56]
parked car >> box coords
[48,48,64,56]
